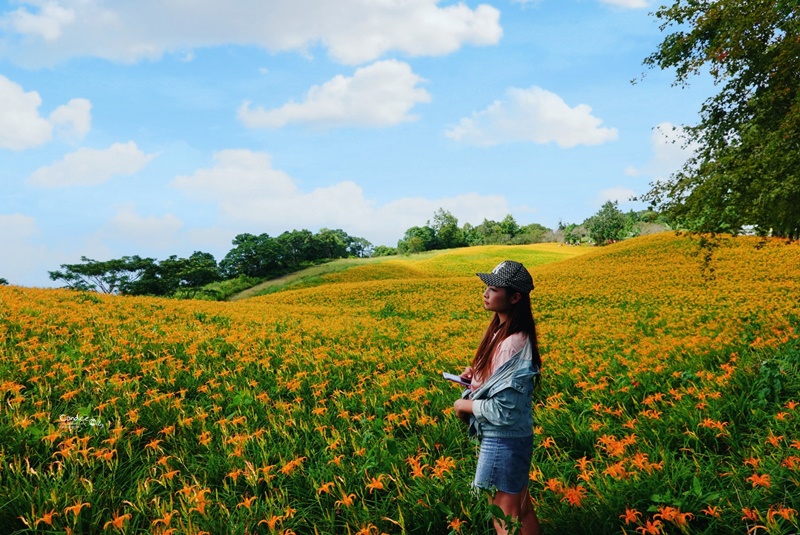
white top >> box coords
[471,331,529,388]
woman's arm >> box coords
[453,398,473,424]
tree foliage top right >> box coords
[643,0,800,239]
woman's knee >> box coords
[519,490,533,512]
[493,490,523,517]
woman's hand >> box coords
[453,399,473,424]
[460,366,473,383]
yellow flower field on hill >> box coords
[1,233,798,534]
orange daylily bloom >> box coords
[64,501,90,519]
[620,508,642,525]
[104,512,131,531]
[35,509,58,527]
[237,496,257,509]
[747,473,771,488]
[635,518,663,534]
[365,476,386,493]
[701,505,721,518]
[561,484,587,507]
[447,517,466,532]
[335,491,356,508]
[152,511,176,526]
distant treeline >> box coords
[376,204,668,255]
[48,228,370,299]
[46,204,666,299]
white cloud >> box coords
[27,141,156,187]
[173,149,511,245]
[0,214,50,287]
[445,85,618,148]
[0,76,51,150]
[109,205,184,250]
[628,122,699,181]
[0,75,90,150]
[0,213,39,242]
[49,98,92,141]
[596,187,636,206]
[600,0,649,8]
[6,1,76,41]
[239,60,430,129]
[0,0,502,66]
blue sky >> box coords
[1,0,712,287]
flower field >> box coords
[1,233,799,534]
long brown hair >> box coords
[471,288,541,382]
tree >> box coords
[49,256,155,293]
[180,251,222,289]
[371,245,397,257]
[277,229,316,266]
[516,223,550,244]
[0,278,8,285]
[314,228,350,260]
[430,208,466,249]
[347,236,373,258]
[642,0,800,238]
[499,214,520,238]
[562,223,584,245]
[464,218,504,245]
[220,233,284,278]
[397,225,436,254]
[588,201,626,245]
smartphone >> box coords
[442,372,471,387]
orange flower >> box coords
[742,507,760,522]
[765,434,784,447]
[747,473,771,488]
[317,482,334,495]
[64,501,90,519]
[447,517,466,532]
[104,512,131,531]
[561,484,586,507]
[237,496,257,509]
[767,504,797,523]
[635,518,663,534]
[544,478,563,494]
[654,505,694,527]
[160,469,180,481]
[620,508,641,525]
[743,457,760,469]
[701,505,721,518]
[539,436,556,448]
[335,491,356,508]
[365,475,387,493]
[152,511,176,526]
[431,457,456,478]
[35,509,58,527]
[574,457,591,471]
[258,515,282,530]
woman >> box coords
[453,260,542,535]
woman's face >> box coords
[483,286,516,314]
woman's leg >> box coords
[491,489,541,535]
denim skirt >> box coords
[473,435,533,494]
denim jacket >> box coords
[462,338,540,439]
